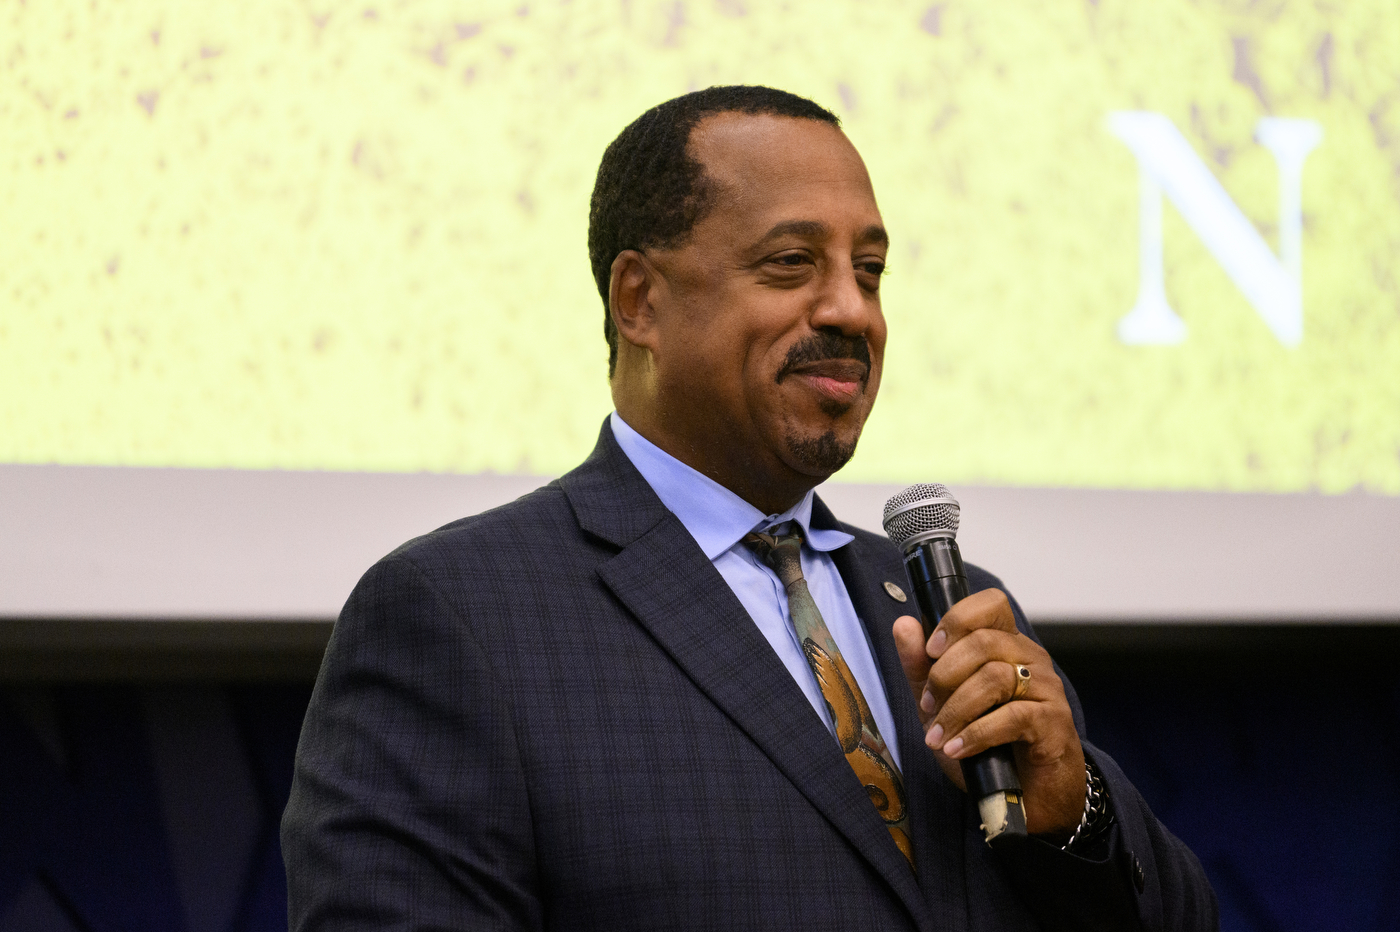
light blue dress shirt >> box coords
[610,412,902,770]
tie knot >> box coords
[742,527,805,588]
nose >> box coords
[809,258,880,338]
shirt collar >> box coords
[610,411,854,560]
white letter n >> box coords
[1108,111,1322,347]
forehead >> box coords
[686,112,880,225]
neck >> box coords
[612,407,818,518]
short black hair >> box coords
[588,85,841,377]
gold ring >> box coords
[1011,663,1031,700]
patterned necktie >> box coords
[743,527,915,869]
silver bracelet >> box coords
[1060,758,1108,852]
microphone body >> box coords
[884,486,1027,846]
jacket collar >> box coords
[555,419,671,549]
[607,411,854,559]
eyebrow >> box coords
[757,220,890,248]
[858,224,890,248]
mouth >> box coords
[784,358,869,404]
[775,332,873,411]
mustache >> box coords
[776,332,872,383]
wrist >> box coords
[1059,756,1113,854]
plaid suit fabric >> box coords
[282,421,1216,932]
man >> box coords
[283,86,1216,931]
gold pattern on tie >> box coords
[744,527,915,869]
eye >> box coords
[771,252,812,267]
[855,258,887,290]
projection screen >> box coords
[3,0,1398,627]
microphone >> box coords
[882,483,1027,846]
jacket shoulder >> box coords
[379,481,584,573]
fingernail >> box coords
[926,723,943,747]
[929,629,947,656]
[943,736,964,758]
[920,689,935,714]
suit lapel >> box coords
[561,424,933,929]
[823,511,970,932]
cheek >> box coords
[669,333,750,407]
[866,324,888,392]
[868,310,890,357]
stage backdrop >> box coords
[3,0,1399,622]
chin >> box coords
[784,429,858,475]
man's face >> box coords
[637,112,888,509]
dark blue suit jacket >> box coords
[282,422,1216,931]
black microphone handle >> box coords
[903,538,1027,844]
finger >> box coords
[927,628,1035,705]
[928,737,967,793]
[930,589,1017,657]
[892,615,933,716]
[941,701,1086,837]
[928,659,1028,748]
[938,697,1042,761]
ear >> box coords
[608,249,660,352]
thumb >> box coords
[892,615,932,719]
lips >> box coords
[788,359,869,402]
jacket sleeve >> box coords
[991,743,1219,932]
[280,554,542,932]
[979,575,1219,932]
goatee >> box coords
[785,429,858,474]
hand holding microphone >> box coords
[884,484,1087,846]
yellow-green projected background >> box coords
[4,0,1399,493]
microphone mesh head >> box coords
[882,483,960,549]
